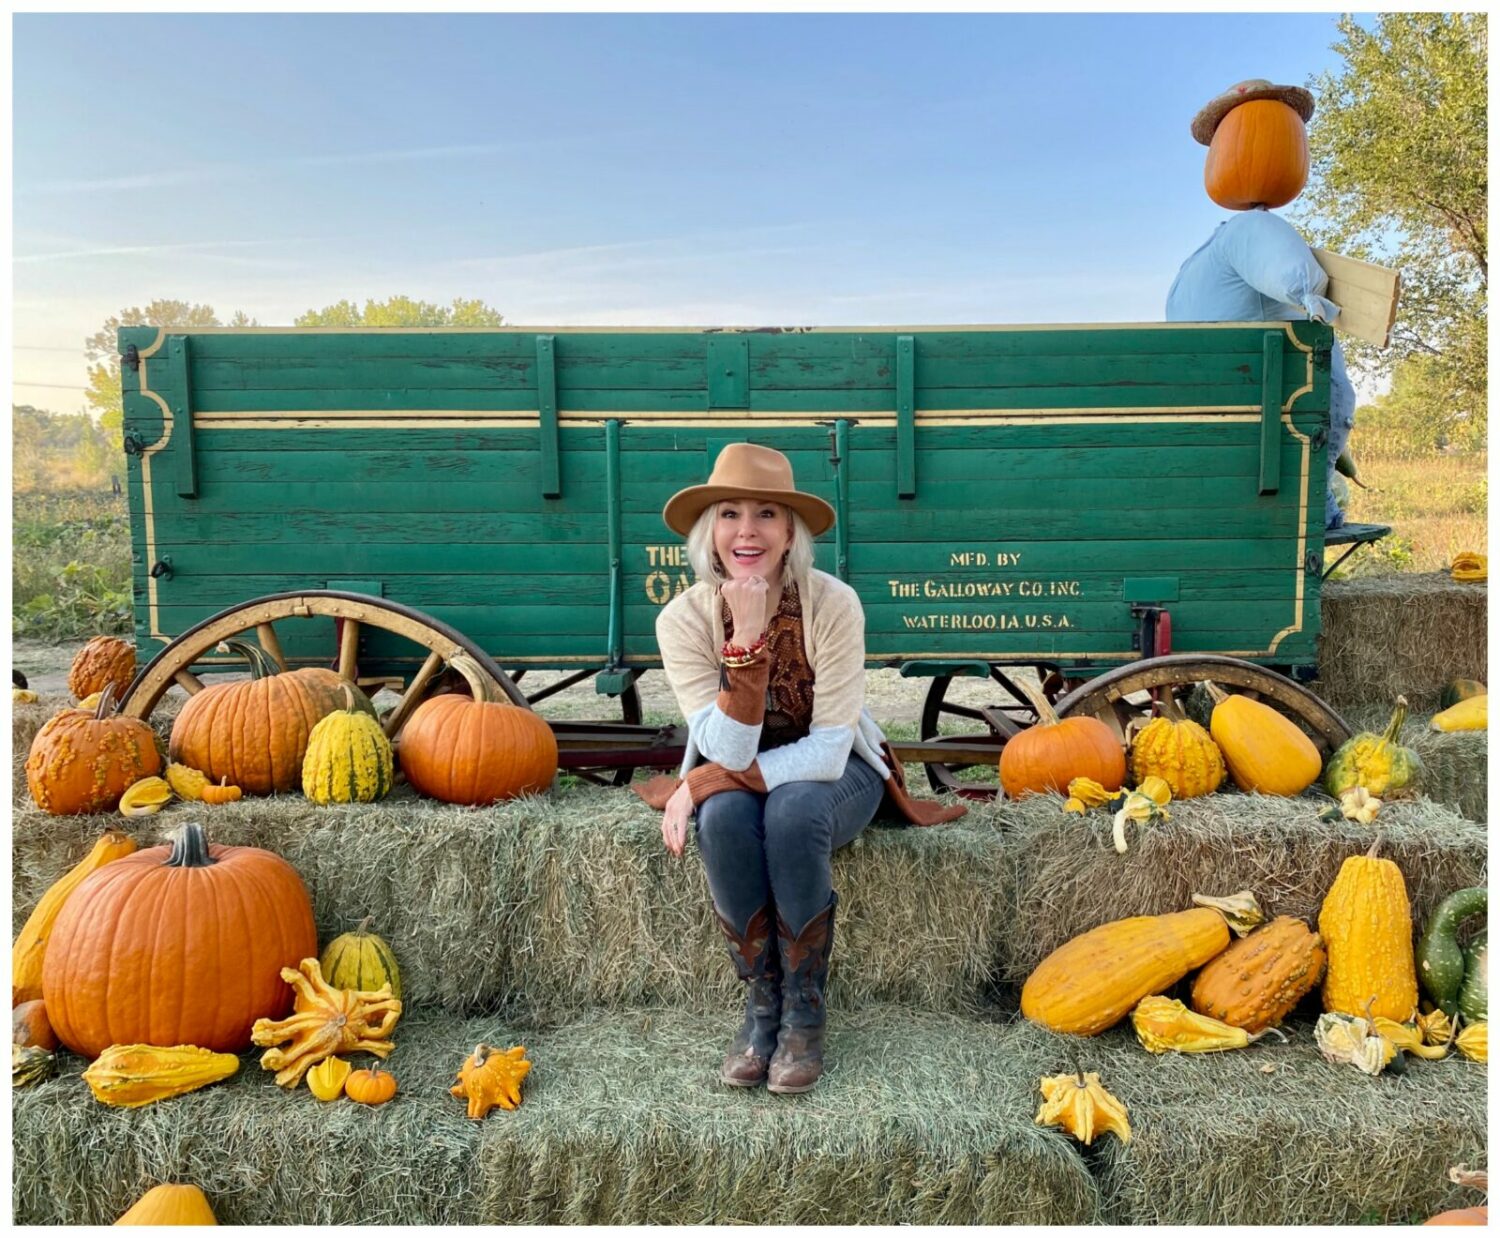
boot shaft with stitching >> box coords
[713,902,782,1087]
[768,892,837,1095]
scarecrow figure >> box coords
[1166,79,1356,529]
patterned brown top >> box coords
[723,583,815,751]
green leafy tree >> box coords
[84,301,257,452]
[12,404,117,491]
[295,295,505,327]
[1294,13,1487,449]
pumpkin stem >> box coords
[1203,682,1229,706]
[164,822,217,868]
[1246,1025,1289,1045]
[1382,696,1409,746]
[220,638,281,682]
[1448,1166,1489,1193]
[1156,690,1188,723]
[1365,832,1384,861]
[1010,675,1060,728]
[447,655,497,705]
[356,915,375,936]
[93,683,117,720]
[340,682,358,713]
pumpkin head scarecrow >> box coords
[1166,79,1357,529]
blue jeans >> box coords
[695,757,885,936]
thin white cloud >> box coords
[15,239,314,266]
[18,137,630,197]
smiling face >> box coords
[713,496,793,582]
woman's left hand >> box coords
[661,779,695,857]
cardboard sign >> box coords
[1313,248,1401,348]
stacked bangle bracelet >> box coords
[721,636,766,668]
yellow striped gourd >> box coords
[301,687,394,804]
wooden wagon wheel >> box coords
[1051,654,1353,756]
[918,663,1076,798]
[120,592,527,743]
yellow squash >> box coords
[1206,684,1322,795]
[1456,1021,1487,1062]
[164,763,211,801]
[115,1184,217,1226]
[82,1043,240,1108]
[1318,836,1418,1022]
[1430,696,1487,733]
[12,829,139,1005]
[1021,891,1263,1036]
[119,776,173,817]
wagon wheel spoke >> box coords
[338,619,362,682]
[936,701,987,724]
[1052,654,1351,757]
[382,650,446,739]
[256,622,288,672]
[173,669,207,696]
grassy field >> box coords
[8,452,1486,642]
[12,490,132,640]
[1327,449,1487,577]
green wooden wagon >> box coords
[117,321,1386,795]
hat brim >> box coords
[1191,83,1314,146]
[662,484,836,537]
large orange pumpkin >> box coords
[1204,99,1309,211]
[168,640,377,795]
[41,822,316,1056]
[25,687,162,815]
[999,679,1126,799]
[399,655,558,804]
[68,635,137,702]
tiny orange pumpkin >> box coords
[345,1066,397,1105]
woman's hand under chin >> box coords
[720,573,769,643]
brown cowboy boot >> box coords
[767,892,837,1095]
[713,903,782,1087]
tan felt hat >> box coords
[662,442,836,536]
[1191,78,1315,145]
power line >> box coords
[11,381,91,391]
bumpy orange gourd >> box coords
[168,640,377,795]
[25,687,163,815]
[1318,836,1418,1022]
[114,1183,217,1226]
[68,635,136,702]
[42,823,317,1057]
[1000,678,1125,800]
[82,1043,240,1107]
[399,656,558,805]
[1190,915,1326,1032]
[451,1042,531,1117]
[1204,98,1309,210]
[1021,892,1263,1036]
[13,828,139,1005]
[1129,714,1226,799]
[1207,684,1322,796]
[345,1066,398,1105]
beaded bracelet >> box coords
[721,635,766,669]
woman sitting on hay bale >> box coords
[635,444,964,1094]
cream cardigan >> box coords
[655,569,893,790]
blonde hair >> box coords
[685,499,815,594]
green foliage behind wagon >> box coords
[12,491,133,640]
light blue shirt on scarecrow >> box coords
[1166,206,1356,529]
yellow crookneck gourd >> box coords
[1431,696,1488,734]
[1131,996,1285,1053]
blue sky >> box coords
[12,12,1373,412]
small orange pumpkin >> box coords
[25,687,163,815]
[1000,679,1125,799]
[1204,99,1309,211]
[345,1066,398,1106]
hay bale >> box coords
[1000,792,1486,984]
[1317,574,1487,710]
[14,1006,1098,1225]
[1338,703,1487,823]
[1005,1016,1488,1225]
[11,792,1012,1022]
[12,692,183,808]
